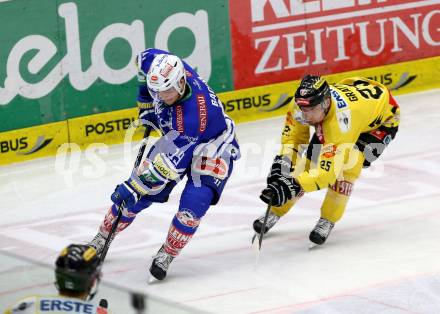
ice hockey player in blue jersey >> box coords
[89,48,240,280]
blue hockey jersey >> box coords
[131,48,240,195]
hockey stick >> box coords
[252,199,272,264]
[99,126,151,264]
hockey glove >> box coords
[267,155,293,184]
[260,176,302,207]
[111,181,140,209]
[356,126,398,168]
[137,102,155,126]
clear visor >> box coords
[296,98,322,111]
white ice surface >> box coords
[1,89,440,313]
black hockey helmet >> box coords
[294,75,330,108]
[55,244,101,295]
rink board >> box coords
[0,121,68,166]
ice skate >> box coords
[309,217,334,248]
[149,245,175,281]
[88,232,112,256]
[253,210,280,234]
[251,211,280,244]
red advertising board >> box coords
[229,0,440,89]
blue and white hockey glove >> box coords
[138,102,155,126]
[260,176,301,207]
[111,181,140,209]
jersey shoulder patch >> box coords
[330,88,352,133]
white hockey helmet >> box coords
[147,54,186,96]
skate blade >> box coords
[308,242,321,250]
[147,274,158,285]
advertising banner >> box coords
[1,55,439,166]
[220,55,440,125]
[230,0,440,89]
[68,108,146,149]
[0,121,68,165]
[0,0,232,132]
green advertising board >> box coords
[0,0,232,132]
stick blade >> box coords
[252,233,261,266]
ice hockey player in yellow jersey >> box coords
[254,75,400,245]
[3,244,107,314]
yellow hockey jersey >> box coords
[280,77,400,192]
